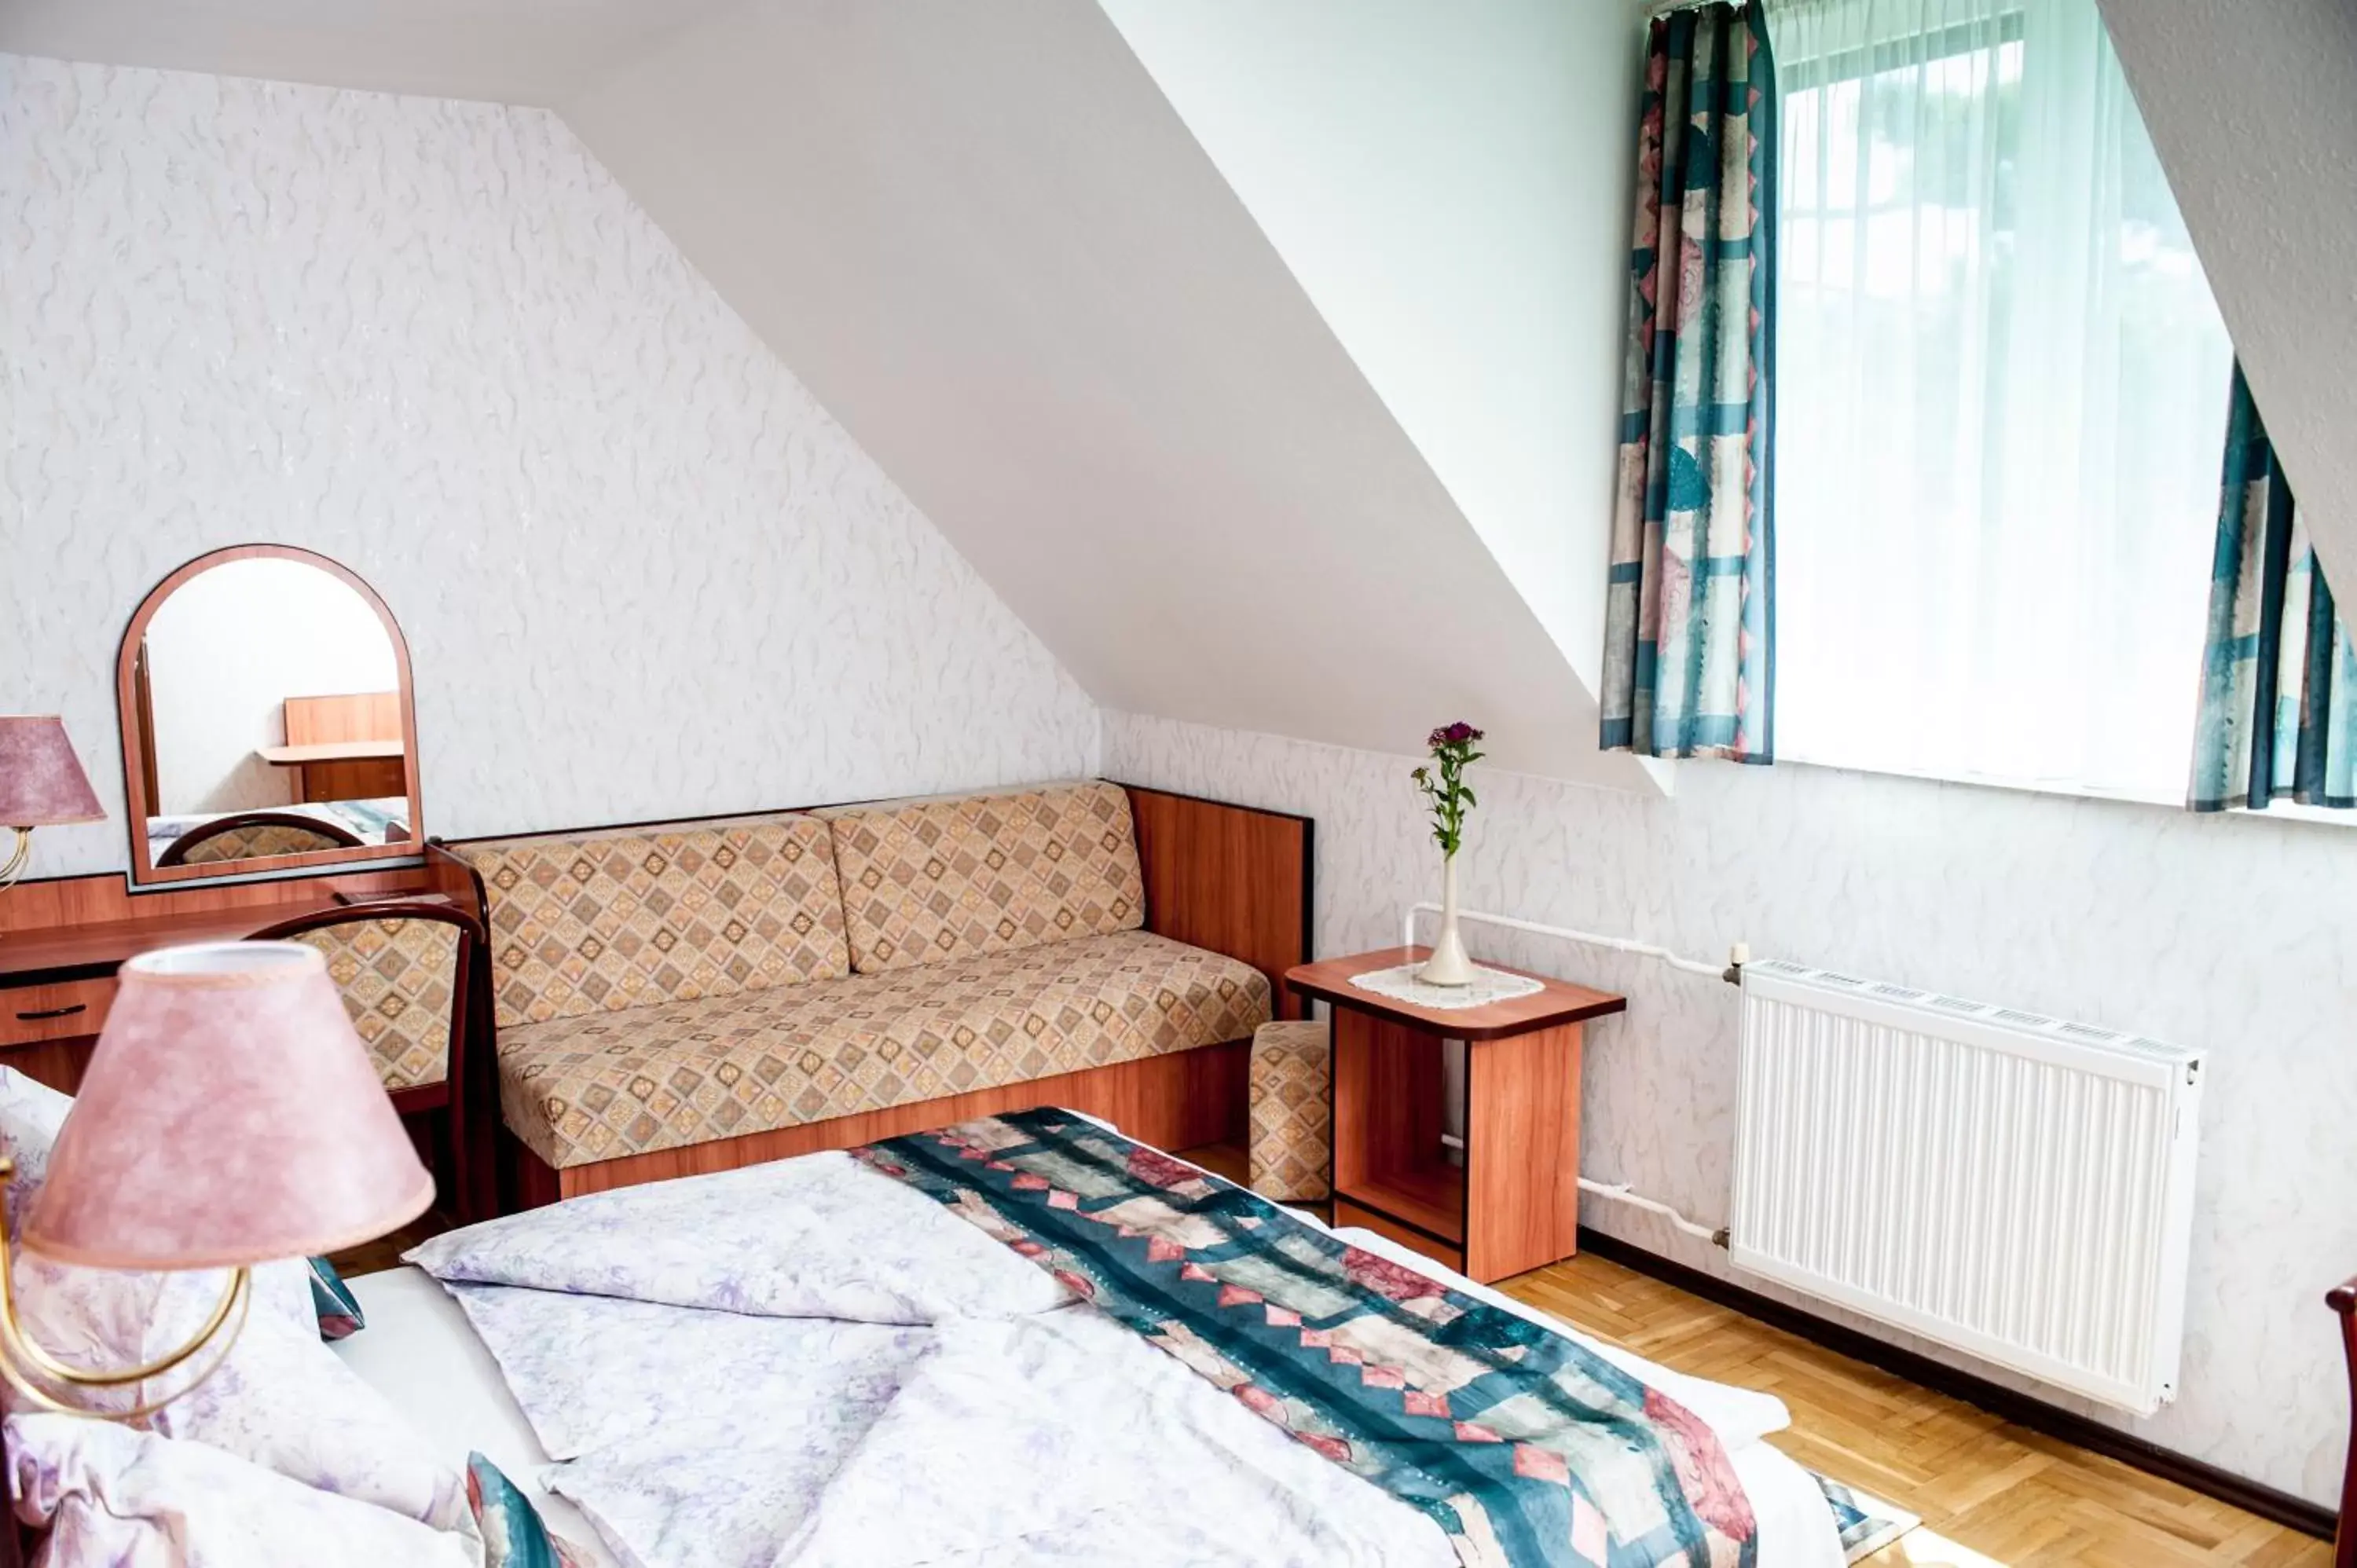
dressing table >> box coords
[1,542,492,1220]
[0,863,471,1091]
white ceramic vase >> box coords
[1418,852,1475,987]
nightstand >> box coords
[1286,946,1626,1284]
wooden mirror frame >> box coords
[115,544,426,887]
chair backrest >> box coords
[817,781,1144,973]
[249,902,478,1095]
[159,810,365,866]
[460,815,851,1029]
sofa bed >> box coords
[438,780,1311,1205]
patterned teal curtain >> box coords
[2188,366,2356,811]
[1600,2,1777,762]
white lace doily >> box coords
[1346,962,1544,1010]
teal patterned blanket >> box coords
[854,1110,1757,1568]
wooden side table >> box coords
[1287,946,1626,1284]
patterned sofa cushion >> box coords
[1248,1019,1331,1204]
[819,782,1145,973]
[464,816,850,1031]
[495,930,1269,1170]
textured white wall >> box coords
[1106,709,2357,1506]
[143,557,400,815]
[0,56,1098,876]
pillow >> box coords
[0,1064,67,1217]
[469,1452,588,1568]
[136,1277,472,1526]
[0,1066,468,1530]
[9,1412,478,1566]
[307,1255,366,1339]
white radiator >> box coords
[1729,960,2204,1415]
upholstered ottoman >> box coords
[1248,1019,1332,1203]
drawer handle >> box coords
[14,1003,86,1023]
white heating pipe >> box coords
[1406,902,1739,1246]
[1400,903,1744,981]
[1437,1133,1726,1245]
[1574,1181,1727,1245]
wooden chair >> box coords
[2333,1276,2357,1566]
[158,809,364,866]
[250,901,482,1223]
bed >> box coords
[328,1116,1847,1568]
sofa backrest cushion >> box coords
[820,782,1145,973]
[464,815,850,1028]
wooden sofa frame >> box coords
[422,782,1313,1212]
[2332,1273,2356,1565]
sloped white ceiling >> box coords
[31,0,2348,782]
[556,0,1649,786]
[2098,0,2357,599]
[0,0,739,106]
[1097,0,1641,702]
[1,0,1654,786]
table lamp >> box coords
[0,942,434,1416]
[0,716,104,893]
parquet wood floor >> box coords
[1498,1250,2330,1566]
[330,1213,447,1279]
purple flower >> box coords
[1428,722,1483,749]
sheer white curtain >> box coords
[1768,0,2233,797]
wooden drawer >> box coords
[0,977,114,1048]
[1333,1197,1464,1277]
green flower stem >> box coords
[1411,733,1484,858]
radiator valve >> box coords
[1721,941,1751,986]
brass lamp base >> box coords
[0,1157,251,1418]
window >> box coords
[1769,0,2232,800]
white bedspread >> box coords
[394,1151,1842,1568]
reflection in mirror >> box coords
[123,550,420,881]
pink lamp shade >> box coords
[23,943,434,1270]
[0,716,104,826]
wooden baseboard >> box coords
[510,1040,1252,1203]
[1574,1226,2337,1541]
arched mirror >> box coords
[117,546,424,885]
